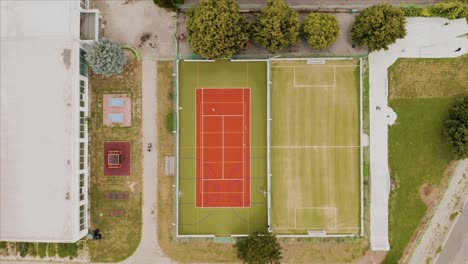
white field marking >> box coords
[271,145,360,149]
[271,65,360,68]
[203,161,244,164]
[292,65,335,88]
[333,65,336,87]
[294,207,337,229]
[294,85,335,88]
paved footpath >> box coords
[436,197,468,264]
[407,160,468,264]
[368,18,468,251]
[121,59,175,264]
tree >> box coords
[351,4,407,52]
[235,232,282,264]
[302,13,340,50]
[153,0,184,10]
[85,39,127,77]
[250,0,299,53]
[443,97,468,159]
[186,0,249,59]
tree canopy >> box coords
[186,0,249,59]
[85,39,127,77]
[250,0,300,53]
[235,232,282,264]
[302,13,340,50]
[351,3,407,52]
[443,97,468,159]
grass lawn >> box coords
[158,60,371,263]
[87,55,143,262]
[270,59,361,235]
[384,55,468,263]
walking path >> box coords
[120,59,174,264]
[436,196,468,264]
[368,17,468,251]
[406,160,468,264]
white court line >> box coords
[201,89,204,208]
[203,114,244,117]
[204,192,244,194]
[292,65,335,88]
[204,161,243,164]
[202,101,244,104]
[202,178,244,181]
[222,116,224,179]
[242,88,245,207]
[202,131,243,134]
[271,145,360,149]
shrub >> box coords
[37,243,47,259]
[401,5,433,17]
[186,0,249,59]
[250,0,299,53]
[166,112,174,132]
[153,0,184,10]
[351,3,407,52]
[28,243,37,257]
[430,0,467,19]
[57,243,78,259]
[17,242,30,258]
[235,232,282,264]
[443,97,468,159]
[47,243,56,258]
[85,39,127,77]
[302,13,340,49]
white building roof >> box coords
[1,0,85,242]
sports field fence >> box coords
[173,57,366,240]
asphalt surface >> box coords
[436,200,468,264]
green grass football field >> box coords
[270,59,361,235]
[177,61,268,236]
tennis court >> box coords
[270,59,362,235]
[196,88,250,208]
[177,61,267,236]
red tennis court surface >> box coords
[103,141,131,176]
[196,88,250,208]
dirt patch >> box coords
[419,184,440,206]
[355,249,387,264]
[400,161,458,263]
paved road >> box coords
[368,18,468,251]
[182,0,439,9]
[436,198,468,264]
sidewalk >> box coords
[407,159,468,264]
[368,17,468,250]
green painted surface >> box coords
[178,61,268,236]
[270,59,361,235]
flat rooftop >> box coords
[1,0,84,242]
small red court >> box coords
[103,141,131,176]
[196,88,250,208]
